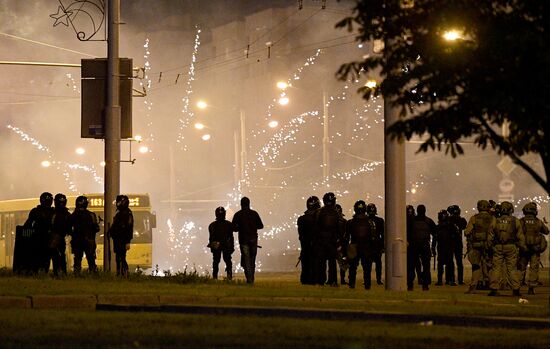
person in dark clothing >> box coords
[70,195,100,274]
[208,207,235,280]
[367,203,385,285]
[335,204,349,285]
[406,205,422,285]
[447,205,467,284]
[232,197,264,284]
[297,196,320,285]
[407,204,436,291]
[432,210,458,286]
[24,192,54,273]
[313,192,345,286]
[49,193,71,276]
[347,200,377,289]
[109,195,133,277]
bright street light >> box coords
[196,100,208,109]
[268,120,279,128]
[134,135,143,142]
[278,96,289,106]
[201,134,211,141]
[139,145,149,154]
[75,147,85,155]
[276,81,288,90]
[365,80,377,88]
[442,29,463,41]
[194,122,205,130]
[41,160,51,168]
[100,161,106,167]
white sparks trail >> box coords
[177,27,201,149]
[141,38,155,143]
[65,73,80,94]
[6,125,102,192]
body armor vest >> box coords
[411,218,430,242]
[472,213,492,243]
[521,215,543,246]
[495,215,517,245]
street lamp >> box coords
[75,147,86,155]
[194,122,205,130]
[365,79,377,89]
[41,160,51,168]
[201,134,211,141]
[196,100,208,109]
[268,120,279,128]
[442,29,464,42]
[278,96,289,106]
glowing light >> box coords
[278,97,289,106]
[443,29,463,41]
[268,120,279,128]
[411,188,417,194]
[365,80,377,88]
[41,160,51,168]
[134,135,143,142]
[100,161,106,167]
[201,134,211,141]
[75,147,85,155]
[194,122,205,130]
[276,81,288,90]
[196,100,208,109]
[139,146,149,154]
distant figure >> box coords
[49,193,71,276]
[335,204,349,285]
[24,192,54,273]
[347,200,376,289]
[487,201,526,297]
[70,195,100,274]
[447,205,467,285]
[313,192,345,286]
[232,197,264,284]
[518,202,549,295]
[297,196,320,285]
[208,207,234,280]
[432,210,457,286]
[464,200,495,294]
[407,204,436,291]
[367,203,385,285]
[109,195,134,277]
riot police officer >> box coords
[297,196,320,285]
[433,210,457,286]
[208,207,235,280]
[367,203,384,285]
[313,192,345,286]
[24,192,54,273]
[464,200,496,294]
[518,202,548,295]
[347,200,377,289]
[109,195,134,277]
[447,205,467,284]
[407,204,436,291]
[49,193,71,276]
[487,201,526,297]
[70,195,100,274]
[335,204,349,285]
[406,205,422,285]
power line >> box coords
[0,32,96,58]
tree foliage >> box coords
[336,0,549,194]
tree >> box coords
[336,0,550,195]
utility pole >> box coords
[104,0,121,271]
[322,91,329,181]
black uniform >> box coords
[347,213,377,289]
[368,215,385,285]
[432,218,458,285]
[232,197,263,284]
[24,204,54,273]
[110,207,134,276]
[70,208,100,273]
[448,213,467,284]
[297,208,318,285]
[50,206,71,276]
[208,218,235,279]
[313,205,345,285]
[407,206,436,290]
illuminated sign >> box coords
[87,195,149,208]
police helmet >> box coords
[406,205,415,216]
[335,204,344,216]
[75,195,88,209]
[354,200,367,215]
[54,193,67,208]
[116,195,130,210]
[522,202,538,216]
[447,205,460,216]
[322,192,336,206]
[416,204,426,216]
[438,209,449,222]
[215,206,226,220]
[488,200,496,209]
[500,201,514,215]
[306,196,321,210]
[366,203,377,216]
[39,192,53,207]
[477,200,490,212]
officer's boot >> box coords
[512,289,522,297]
[527,287,535,295]
[227,269,232,281]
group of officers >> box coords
[17,192,134,277]
[295,193,548,296]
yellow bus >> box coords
[0,193,155,271]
